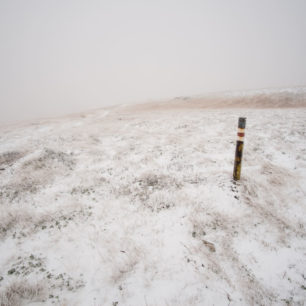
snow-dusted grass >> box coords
[0,279,46,306]
[0,105,306,305]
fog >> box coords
[1,0,306,125]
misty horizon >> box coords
[1,0,306,125]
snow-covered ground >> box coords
[1,90,306,305]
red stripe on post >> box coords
[237,132,245,137]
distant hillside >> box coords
[126,87,306,112]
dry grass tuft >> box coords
[0,280,46,306]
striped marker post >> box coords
[233,117,246,181]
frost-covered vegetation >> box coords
[0,90,306,305]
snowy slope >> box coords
[0,90,306,305]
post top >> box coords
[238,117,246,129]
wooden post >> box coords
[233,117,246,181]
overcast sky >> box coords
[1,0,306,124]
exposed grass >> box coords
[0,151,24,168]
[0,280,46,306]
[0,148,75,203]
